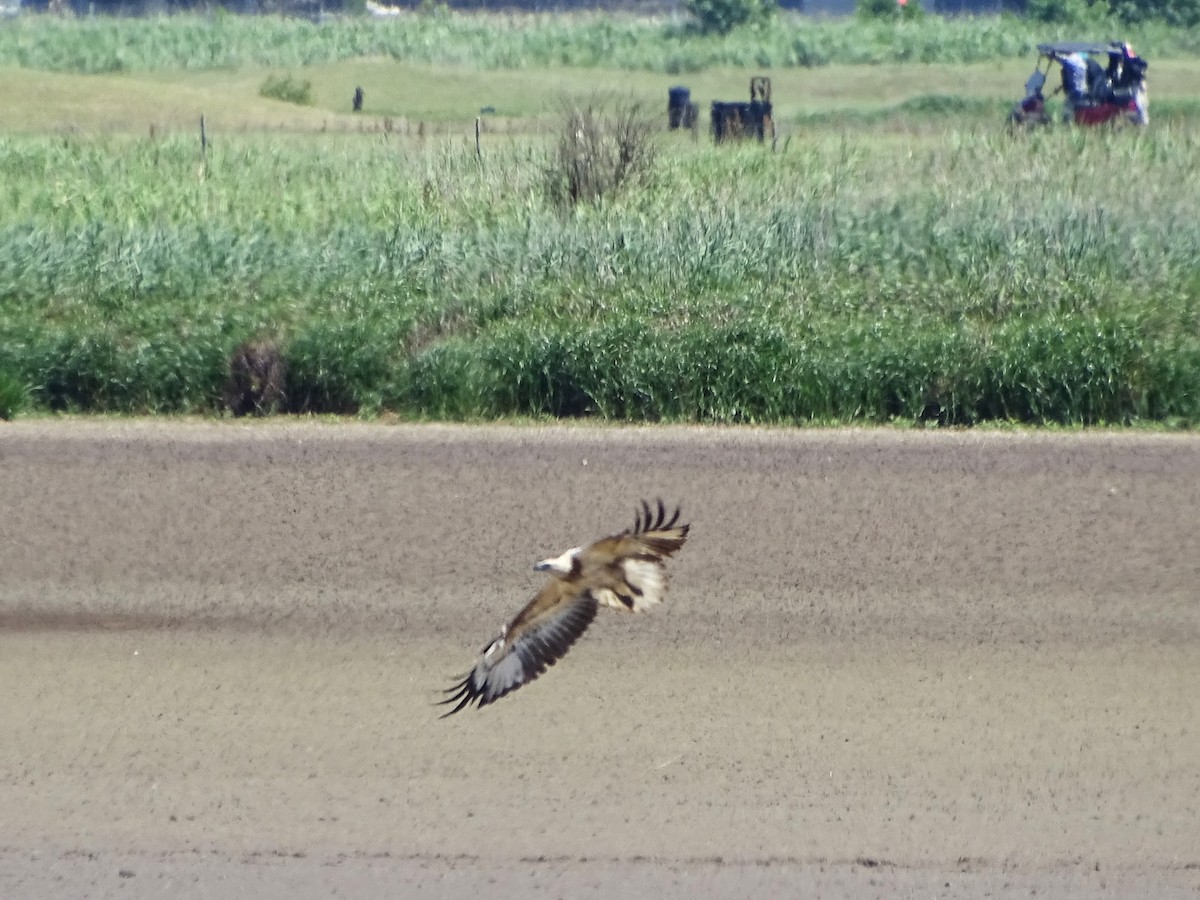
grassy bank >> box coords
[2,121,1198,425]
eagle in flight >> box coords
[440,499,690,717]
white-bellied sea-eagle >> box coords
[440,499,690,717]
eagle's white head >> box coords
[534,546,582,576]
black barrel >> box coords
[668,86,692,129]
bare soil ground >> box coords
[1,421,1198,899]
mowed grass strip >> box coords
[7,56,1200,136]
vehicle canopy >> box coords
[1036,41,1129,58]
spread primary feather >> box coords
[440,499,689,717]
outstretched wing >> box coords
[439,582,599,718]
[579,499,690,612]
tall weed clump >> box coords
[545,97,658,210]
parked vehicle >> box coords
[1010,41,1148,128]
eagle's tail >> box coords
[632,499,690,560]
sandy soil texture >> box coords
[1,422,1198,899]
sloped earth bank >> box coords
[1,422,1198,899]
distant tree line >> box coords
[1027,0,1200,27]
[18,0,1199,28]
[21,0,680,13]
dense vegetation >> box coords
[2,121,1198,425]
[0,13,1197,425]
[2,12,1200,75]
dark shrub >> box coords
[225,339,287,417]
[545,96,658,209]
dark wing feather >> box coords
[631,498,681,535]
[439,592,599,718]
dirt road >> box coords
[2,422,1198,898]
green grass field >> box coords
[1,13,1199,425]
